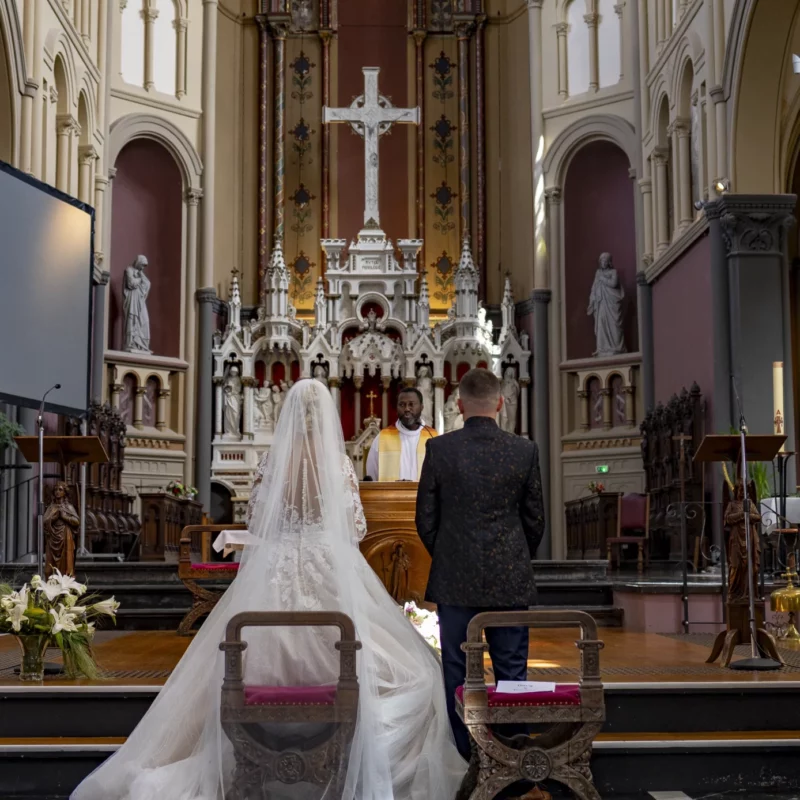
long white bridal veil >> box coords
[71,380,396,800]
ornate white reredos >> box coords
[210,225,531,516]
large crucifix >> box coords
[323,67,420,228]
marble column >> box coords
[270,19,290,242]
[195,288,217,510]
[636,271,655,414]
[414,30,426,244]
[434,377,446,434]
[201,0,218,290]
[353,378,363,435]
[533,289,551,559]
[328,377,341,413]
[110,381,121,410]
[134,388,146,430]
[80,0,90,43]
[519,378,530,438]
[527,0,546,290]
[242,377,256,439]
[639,175,653,260]
[256,16,270,289]
[91,271,110,404]
[710,86,727,188]
[78,145,97,205]
[556,23,568,99]
[585,12,599,92]
[579,391,590,431]
[623,386,636,427]
[213,378,224,437]
[454,15,474,240]
[601,388,612,430]
[156,390,169,431]
[614,3,625,81]
[653,148,669,251]
[184,189,202,484]
[55,116,76,192]
[175,18,188,99]
[675,118,693,228]
[320,29,332,238]
[143,6,159,91]
[717,196,796,462]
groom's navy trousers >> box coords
[438,603,529,760]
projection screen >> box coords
[0,161,94,416]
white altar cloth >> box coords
[211,529,259,558]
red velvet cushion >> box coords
[455,684,581,708]
[620,493,647,531]
[244,685,338,706]
[190,562,240,571]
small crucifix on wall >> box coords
[366,390,378,419]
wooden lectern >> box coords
[358,481,431,607]
[694,434,785,667]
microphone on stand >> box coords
[36,384,61,578]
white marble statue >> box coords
[123,255,151,353]
[313,365,328,385]
[587,252,626,357]
[223,366,243,437]
[451,387,464,431]
[443,392,459,433]
[416,365,434,426]
[272,384,285,426]
[254,385,274,432]
[499,367,520,434]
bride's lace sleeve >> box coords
[345,457,368,541]
[247,451,269,528]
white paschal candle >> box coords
[774,361,785,451]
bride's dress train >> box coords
[71,380,466,800]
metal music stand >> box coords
[695,434,785,670]
[15,435,109,576]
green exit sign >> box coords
[596,465,609,474]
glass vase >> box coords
[16,635,49,682]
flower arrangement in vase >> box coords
[403,601,441,654]
[0,570,120,681]
[165,480,199,500]
[587,481,605,496]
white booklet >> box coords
[496,681,556,695]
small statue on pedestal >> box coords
[587,252,626,357]
[222,366,243,438]
[123,255,152,353]
[43,482,80,578]
[499,367,520,434]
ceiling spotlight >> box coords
[793,54,800,74]
[714,178,730,194]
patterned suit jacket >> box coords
[415,416,545,607]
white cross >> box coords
[323,67,420,228]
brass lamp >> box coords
[771,548,800,641]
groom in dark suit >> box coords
[415,368,545,796]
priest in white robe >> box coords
[366,387,437,481]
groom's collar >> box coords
[464,416,497,428]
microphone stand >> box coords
[76,416,90,558]
[730,394,782,671]
[36,384,60,578]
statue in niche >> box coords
[416,365,434,426]
[388,542,411,604]
[123,255,152,353]
[443,392,459,433]
[43,482,80,578]
[587,252,626,357]
[223,366,243,437]
[291,0,314,30]
[272,383,285,426]
[254,385,274,433]
[499,367,520,434]
[451,386,464,431]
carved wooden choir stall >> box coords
[140,492,203,561]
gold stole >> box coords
[377,426,437,481]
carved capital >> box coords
[613,2,624,16]
[173,18,189,33]
[638,177,652,193]
[668,117,691,138]
[57,114,80,137]
[532,289,552,305]
[327,377,341,389]
[526,0,544,8]
[196,287,217,304]
[636,270,650,287]
[79,145,98,166]
[185,188,203,206]
[717,196,796,257]
[318,29,334,45]
[453,13,476,39]
[141,7,159,23]
[544,186,562,205]
[555,22,568,35]
[241,377,258,388]
[651,147,669,167]
[353,377,364,389]
[583,12,599,26]
[412,29,427,46]
[94,269,111,287]
[709,84,725,104]
[158,389,170,399]
[108,166,118,180]
[519,377,531,387]
[267,14,292,39]
[135,387,148,397]
[49,86,58,104]
[433,377,448,389]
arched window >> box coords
[597,0,621,89]
[120,1,145,88]
[566,0,590,97]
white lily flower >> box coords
[6,604,27,632]
[3,585,30,612]
[47,570,87,597]
[40,582,64,603]
[30,575,43,589]
[92,597,120,617]
[49,604,79,634]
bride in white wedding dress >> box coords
[71,379,466,800]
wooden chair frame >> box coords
[177,524,245,635]
[219,611,362,799]
[606,493,651,573]
[457,610,605,800]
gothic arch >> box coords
[45,30,79,111]
[725,0,800,192]
[108,114,203,191]
[543,114,636,187]
[0,0,27,165]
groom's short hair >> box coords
[459,368,500,411]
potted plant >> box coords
[0,411,24,453]
[165,480,199,500]
[587,481,605,496]
[0,570,120,681]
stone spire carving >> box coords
[418,272,430,329]
[266,238,289,320]
[314,276,327,332]
[227,269,242,334]
[500,274,516,343]
[454,235,479,321]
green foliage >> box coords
[724,427,773,501]
[0,412,24,452]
